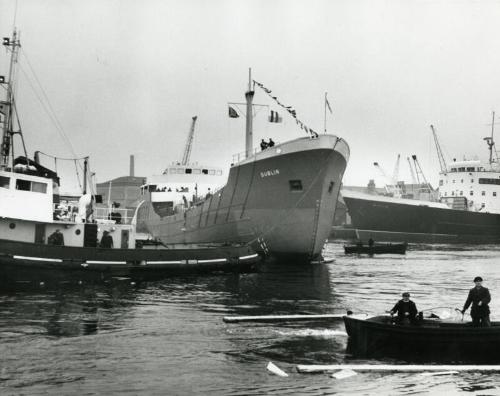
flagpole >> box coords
[324,92,327,134]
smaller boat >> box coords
[343,309,500,360]
[343,242,407,255]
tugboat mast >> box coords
[245,68,254,158]
[0,29,21,171]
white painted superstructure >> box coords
[438,159,500,213]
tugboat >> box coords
[0,30,259,280]
[138,70,350,263]
[343,121,500,243]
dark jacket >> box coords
[463,286,491,317]
[100,234,114,249]
[391,299,418,319]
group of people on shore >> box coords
[391,276,491,327]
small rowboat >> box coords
[343,311,500,359]
[344,242,407,255]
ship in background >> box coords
[137,70,350,262]
[342,120,500,243]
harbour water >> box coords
[2,242,500,395]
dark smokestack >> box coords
[129,155,135,177]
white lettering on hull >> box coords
[260,169,280,178]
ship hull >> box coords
[343,192,500,243]
[138,135,349,262]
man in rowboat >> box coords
[461,276,491,327]
[389,292,418,324]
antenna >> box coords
[430,125,447,173]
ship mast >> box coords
[484,111,497,165]
[245,68,254,158]
[1,30,21,170]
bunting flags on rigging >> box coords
[228,106,239,118]
[253,80,318,137]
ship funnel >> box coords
[130,155,135,177]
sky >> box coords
[1,0,500,193]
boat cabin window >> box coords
[458,167,466,172]
[439,180,443,186]
[176,168,184,173]
[482,191,486,196]
[0,176,9,189]
[15,178,47,193]
[467,167,475,172]
[193,169,201,174]
[494,192,497,197]
[169,168,177,174]
[202,169,208,174]
[32,181,48,193]
[479,178,500,185]
[16,179,31,191]
[470,191,473,196]
[216,170,222,175]
[148,184,157,192]
[289,180,303,192]
[185,168,192,174]
[451,168,457,172]
[209,170,215,175]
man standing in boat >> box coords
[461,276,491,327]
[390,292,418,324]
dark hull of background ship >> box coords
[343,195,500,243]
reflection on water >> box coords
[1,242,500,394]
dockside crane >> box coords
[430,124,447,173]
[374,155,402,196]
[407,156,417,185]
[181,116,198,166]
[392,154,401,184]
[411,154,433,193]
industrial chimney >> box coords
[129,155,135,177]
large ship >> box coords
[137,72,350,262]
[342,123,500,243]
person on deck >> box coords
[368,237,374,247]
[260,139,268,151]
[47,229,64,246]
[461,276,491,327]
[390,292,418,324]
[268,138,275,147]
[100,230,114,249]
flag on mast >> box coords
[228,106,239,118]
[325,94,333,114]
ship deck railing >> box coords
[53,204,134,225]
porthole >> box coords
[9,223,15,229]
[75,229,81,235]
